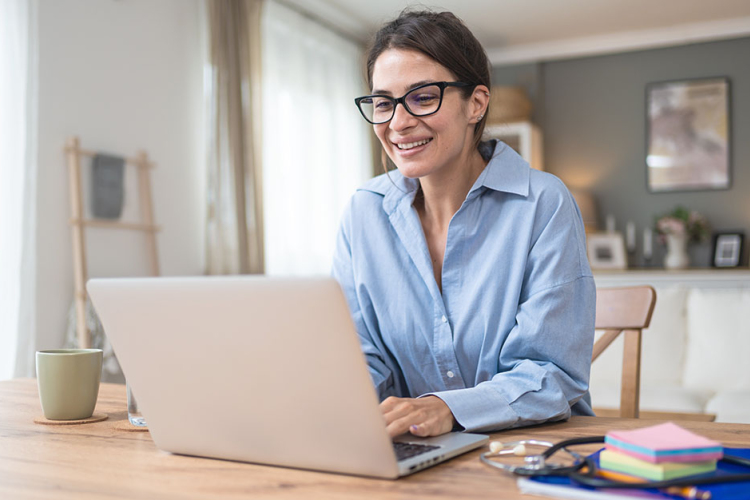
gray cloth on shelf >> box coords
[92,153,125,219]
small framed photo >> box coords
[587,232,628,270]
[712,232,744,268]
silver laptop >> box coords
[87,276,488,479]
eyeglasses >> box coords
[354,81,475,125]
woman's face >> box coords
[370,49,482,180]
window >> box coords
[0,0,37,379]
[261,1,373,275]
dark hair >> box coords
[365,9,491,151]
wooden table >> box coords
[3,379,750,499]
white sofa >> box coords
[589,285,750,423]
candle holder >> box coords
[642,228,654,268]
[626,221,637,268]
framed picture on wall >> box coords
[646,77,730,192]
[712,232,744,268]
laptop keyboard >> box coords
[393,441,441,461]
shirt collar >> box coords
[358,140,530,214]
[358,168,418,215]
[474,141,530,197]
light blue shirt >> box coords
[332,141,595,433]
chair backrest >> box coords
[593,286,657,419]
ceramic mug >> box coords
[36,349,103,420]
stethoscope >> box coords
[481,435,750,490]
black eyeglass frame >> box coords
[354,81,475,125]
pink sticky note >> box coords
[607,422,721,452]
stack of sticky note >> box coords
[601,422,723,481]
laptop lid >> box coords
[87,276,487,478]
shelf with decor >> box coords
[484,121,543,171]
[594,267,750,289]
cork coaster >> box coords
[112,420,149,432]
[34,413,109,426]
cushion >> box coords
[706,391,750,424]
[589,381,620,409]
[590,330,624,387]
[640,386,711,413]
[590,286,688,391]
[641,286,689,386]
[683,289,750,393]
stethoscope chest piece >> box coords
[480,439,586,476]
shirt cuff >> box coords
[421,384,518,433]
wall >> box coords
[492,36,750,266]
[34,0,205,362]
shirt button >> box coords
[447,371,454,378]
[441,315,448,323]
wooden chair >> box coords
[592,286,656,419]
[592,286,715,421]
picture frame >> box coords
[712,232,744,268]
[646,77,730,193]
[587,232,628,270]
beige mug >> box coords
[36,349,103,420]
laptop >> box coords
[87,276,488,479]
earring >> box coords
[477,114,484,122]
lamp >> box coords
[570,190,598,234]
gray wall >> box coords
[492,37,750,267]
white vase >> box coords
[664,233,689,270]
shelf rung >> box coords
[69,219,161,232]
[64,146,155,168]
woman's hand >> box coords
[380,395,456,438]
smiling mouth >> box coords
[395,138,432,150]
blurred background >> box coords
[1,0,749,381]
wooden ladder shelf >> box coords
[65,136,160,348]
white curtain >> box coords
[0,0,38,379]
[261,1,373,275]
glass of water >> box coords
[126,383,147,427]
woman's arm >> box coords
[332,203,396,400]
[427,276,596,433]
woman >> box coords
[332,10,595,438]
